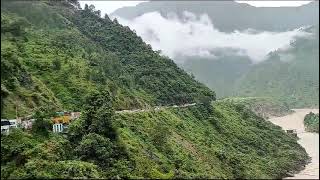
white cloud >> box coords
[236,1,312,7]
[113,12,311,63]
[79,1,146,16]
[78,1,312,18]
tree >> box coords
[84,4,89,11]
[55,160,101,178]
[75,133,114,167]
[151,124,171,151]
[1,128,37,166]
[94,10,101,17]
[88,4,95,12]
[8,160,101,179]
[199,95,213,113]
[84,90,115,138]
[104,14,111,21]
[68,90,116,141]
[113,18,119,24]
[52,58,61,70]
[31,106,55,136]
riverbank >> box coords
[269,109,319,179]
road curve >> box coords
[269,109,319,179]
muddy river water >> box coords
[269,109,319,179]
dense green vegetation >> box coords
[181,55,251,98]
[1,95,309,179]
[114,101,308,178]
[1,91,129,179]
[304,112,319,133]
[1,0,214,118]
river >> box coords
[269,109,319,179]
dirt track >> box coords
[269,109,319,179]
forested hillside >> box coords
[1,93,309,179]
[113,101,308,178]
[1,0,310,179]
[234,26,319,108]
[1,0,214,118]
[181,55,251,97]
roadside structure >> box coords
[1,119,17,135]
[52,111,81,133]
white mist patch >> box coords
[113,11,310,63]
[279,53,295,63]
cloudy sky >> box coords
[79,1,144,15]
[78,1,313,63]
[79,1,312,16]
[115,11,310,63]
[236,1,311,7]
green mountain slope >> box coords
[112,1,318,32]
[181,54,251,97]
[1,12,62,118]
[1,99,309,179]
[234,26,319,108]
[114,101,308,178]
[1,0,214,118]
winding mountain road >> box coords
[115,103,197,114]
[269,109,319,179]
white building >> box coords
[8,119,17,128]
[53,123,64,133]
[1,119,17,135]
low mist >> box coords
[113,11,310,63]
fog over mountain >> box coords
[113,11,311,63]
[112,1,318,32]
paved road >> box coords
[269,109,319,179]
[115,103,197,114]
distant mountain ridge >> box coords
[112,1,318,32]
[182,25,319,108]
